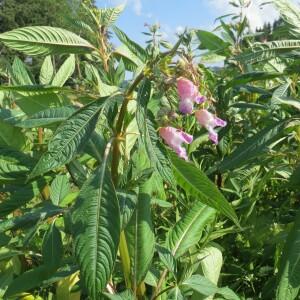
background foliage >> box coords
[0,0,300,299]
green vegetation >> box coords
[0,0,300,299]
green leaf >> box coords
[118,190,137,230]
[200,52,226,64]
[195,30,230,53]
[229,102,268,110]
[67,160,87,188]
[272,0,300,37]
[0,182,41,217]
[235,40,300,64]
[0,145,34,182]
[114,59,125,85]
[39,264,79,287]
[0,118,26,150]
[114,44,144,72]
[16,106,76,129]
[0,85,63,96]
[182,274,218,297]
[72,162,120,299]
[151,199,172,208]
[156,245,176,275]
[198,246,223,285]
[125,182,155,289]
[16,93,63,116]
[29,101,102,179]
[215,119,291,172]
[144,269,159,287]
[0,204,63,233]
[84,131,106,161]
[40,56,54,84]
[50,175,70,206]
[103,290,135,300]
[168,287,184,300]
[0,108,25,125]
[5,265,54,297]
[274,97,300,111]
[226,71,282,88]
[42,221,63,269]
[0,248,22,261]
[0,26,95,55]
[289,164,300,189]
[113,26,147,62]
[0,86,66,115]
[276,211,300,299]
[272,82,290,104]
[99,4,125,26]
[11,57,33,85]
[51,54,75,87]
[182,275,240,300]
[84,62,119,97]
[171,154,239,226]
[136,79,174,185]
[191,246,223,300]
[216,287,241,300]
[167,201,216,258]
[0,268,13,298]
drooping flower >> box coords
[177,77,206,114]
[159,126,193,160]
[195,109,227,145]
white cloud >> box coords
[176,25,185,35]
[160,24,185,42]
[208,0,279,30]
[132,0,142,15]
[160,24,172,40]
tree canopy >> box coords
[0,0,95,32]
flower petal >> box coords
[177,77,198,100]
[195,95,206,104]
[208,129,218,145]
[180,131,193,144]
[176,147,188,161]
[214,117,227,127]
[159,126,192,160]
[179,99,194,114]
[195,109,215,128]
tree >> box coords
[0,0,95,33]
[0,0,96,61]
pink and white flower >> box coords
[177,77,206,114]
[159,126,193,160]
[195,109,227,145]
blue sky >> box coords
[96,0,218,44]
[95,0,280,45]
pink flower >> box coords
[159,126,193,160]
[177,77,206,114]
[195,109,227,145]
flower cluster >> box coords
[159,77,227,160]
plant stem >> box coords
[111,37,183,292]
[151,269,168,300]
[111,71,145,289]
[111,71,145,185]
[38,128,43,144]
[152,284,174,300]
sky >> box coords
[95,0,281,44]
